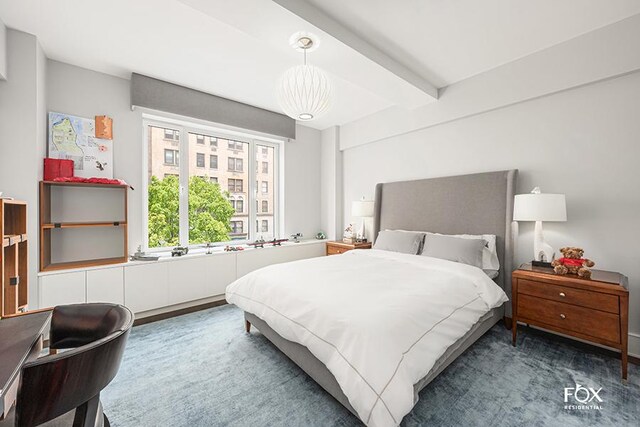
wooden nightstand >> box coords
[512,264,629,379]
[326,241,372,256]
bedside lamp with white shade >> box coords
[513,187,567,266]
[351,198,374,242]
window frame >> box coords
[142,115,283,252]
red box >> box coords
[44,158,74,181]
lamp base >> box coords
[531,260,553,268]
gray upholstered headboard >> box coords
[373,170,518,297]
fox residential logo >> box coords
[563,383,603,411]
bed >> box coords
[226,170,517,427]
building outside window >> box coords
[261,181,268,194]
[262,200,268,212]
[146,122,278,248]
[262,162,268,173]
[261,220,268,232]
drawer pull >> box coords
[560,313,566,319]
[559,292,566,298]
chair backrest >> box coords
[15,304,133,427]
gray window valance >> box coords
[131,73,295,139]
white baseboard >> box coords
[629,332,640,358]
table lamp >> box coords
[351,198,374,242]
[513,187,567,267]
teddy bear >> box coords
[551,247,595,279]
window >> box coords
[164,129,178,140]
[164,149,179,166]
[228,179,243,193]
[228,140,244,151]
[230,199,244,213]
[228,157,243,172]
[262,162,268,173]
[146,121,279,248]
[230,221,243,234]
[261,181,268,193]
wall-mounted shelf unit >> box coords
[1,199,29,317]
[39,181,129,272]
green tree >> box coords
[147,175,234,247]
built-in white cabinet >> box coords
[87,267,124,304]
[39,271,86,308]
[37,241,326,316]
[124,262,169,313]
[236,242,325,278]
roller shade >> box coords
[131,73,295,139]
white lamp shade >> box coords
[513,193,567,222]
[351,200,374,217]
[277,64,332,121]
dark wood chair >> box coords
[1,303,133,427]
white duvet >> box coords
[225,249,508,427]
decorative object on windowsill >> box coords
[171,246,189,257]
[276,32,332,121]
[206,242,212,254]
[551,247,595,279]
[224,245,244,252]
[352,197,374,243]
[130,245,159,262]
[248,237,266,249]
[343,223,354,244]
[315,231,326,240]
[95,115,113,140]
[291,233,303,243]
[513,187,567,267]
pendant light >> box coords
[277,33,332,121]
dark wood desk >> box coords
[0,311,51,419]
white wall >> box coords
[320,126,342,239]
[47,60,322,256]
[0,29,46,306]
[0,18,6,80]
[341,70,640,354]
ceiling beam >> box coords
[272,0,439,100]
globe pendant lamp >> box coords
[277,34,332,121]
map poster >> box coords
[48,112,113,179]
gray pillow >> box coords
[374,230,424,255]
[422,234,485,268]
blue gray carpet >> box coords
[102,304,639,426]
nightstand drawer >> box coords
[518,279,619,314]
[327,246,347,255]
[517,294,620,343]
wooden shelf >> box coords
[2,234,27,247]
[42,222,126,229]
[41,181,129,189]
[41,256,129,272]
[39,181,129,272]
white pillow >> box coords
[374,230,424,255]
[425,232,500,270]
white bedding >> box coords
[225,249,508,427]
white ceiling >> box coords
[1,0,639,131]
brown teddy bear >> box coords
[551,247,595,279]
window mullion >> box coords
[179,126,189,247]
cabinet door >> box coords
[124,263,169,313]
[168,257,211,305]
[87,267,124,305]
[39,271,86,308]
[207,253,237,297]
